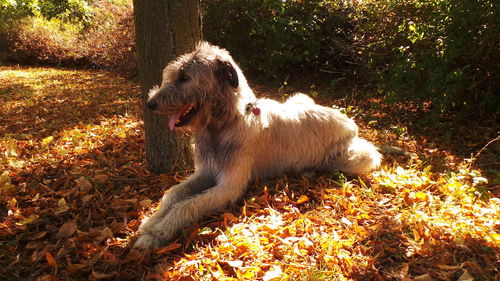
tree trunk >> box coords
[133,0,201,174]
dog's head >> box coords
[147,41,242,131]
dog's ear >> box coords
[216,60,239,88]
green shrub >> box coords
[0,0,93,32]
[0,0,92,65]
[204,0,499,113]
[2,0,135,73]
[37,0,94,25]
[361,0,499,113]
[203,0,360,79]
[6,14,85,65]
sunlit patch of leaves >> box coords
[0,67,498,280]
[161,161,498,280]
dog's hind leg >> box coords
[326,137,382,176]
[134,164,251,248]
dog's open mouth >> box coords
[168,103,199,130]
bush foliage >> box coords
[1,0,135,73]
[203,0,499,113]
[1,0,498,112]
[6,15,84,65]
[360,0,499,113]
[79,1,135,73]
[203,0,359,77]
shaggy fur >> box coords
[134,42,382,248]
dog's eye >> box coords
[179,72,191,82]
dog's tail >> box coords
[334,137,382,176]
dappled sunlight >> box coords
[373,164,499,244]
[0,66,140,140]
[2,115,143,171]
[159,162,498,280]
[0,66,151,278]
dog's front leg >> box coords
[134,171,216,248]
[135,164,251,248]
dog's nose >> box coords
[147,99,158,110]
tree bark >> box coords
[133,0,201,174]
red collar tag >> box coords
[252,107,261,115]
[246,102,261,116]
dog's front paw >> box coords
[133,233,163,249]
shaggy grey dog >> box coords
[134,42,382,248]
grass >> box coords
[0,66,498,280]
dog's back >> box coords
[242,93,379,178]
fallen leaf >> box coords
[296,195,309,204]
[41,136,54,147]
[489,233,500,245]
[26,240,45,249]
[156,243,182,254]
[412,191,428,202]
[127,220,140,231]
[341,217,352,225]
[56,221,77,239]
[414,273,433,281]
[91,272,114,280]
[38,274,62,281]
[28,231,47,240]
[46,252,57,267]
[110,222,127,234]
[67,260,89,273]
[4,139,19,157]
[437,264,460,270]
[93,174,108,184]
[237,266,260,279]
[56,198,70,214]
[225,259,243,268]
[0,171,15,194]
[123,250,143,263]
[139,199,152,207]
[457,270,474,281]
[99,227,113,241]
[222,212,238,223]
[8,197,17,209]
[81,194,93,203]
[75,176,92,193]
[116,130,127,138]
[262,265,283,281]
[7,158,25,168]
[16,214,39,226]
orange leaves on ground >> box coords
[0,66,147,280]
[164,161,498,280]
[1,66,498,281]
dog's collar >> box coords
[245,101,261,116]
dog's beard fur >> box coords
[135,41,382,248]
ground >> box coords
[0,66,498,281]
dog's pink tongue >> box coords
[168,112,182,131]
